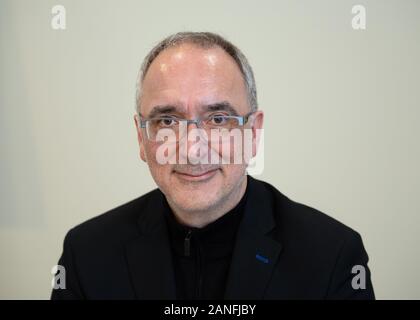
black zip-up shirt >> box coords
[164,181,248,300]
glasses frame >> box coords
[137,111,256,140]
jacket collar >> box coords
[124,189,176,299]
[224,175,283,299]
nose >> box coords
[178,120,210,164]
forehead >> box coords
[140,43,249,116]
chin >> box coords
[169,187,221,212]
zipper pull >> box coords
[184,230,192,257]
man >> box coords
[51,32,374,300]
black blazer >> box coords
[51,176,374,300]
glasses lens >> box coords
[146,119,180,140]
[204,116,240,130]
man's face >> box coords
[135,43,263,214]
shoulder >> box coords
[252,177,362,249]
[250,177,373,299]
[65,188,161,248]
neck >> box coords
[167,176,248,228]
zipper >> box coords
[184,229,203,299]
[184,230,192,257]
[196,239,203,299]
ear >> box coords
[251,110,264,158]
[134,114,147,162]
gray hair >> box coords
[135,32,258,114]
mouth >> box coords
[173,168,220,182]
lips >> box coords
[173,167,220,181]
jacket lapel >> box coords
[224,176,283,299]
[125,191,176,299]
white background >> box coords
[0,0,419,299]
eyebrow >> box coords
[143,101,240,118]
[202,101,239,116]
[145,105,180,119]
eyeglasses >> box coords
[137,112,255,141]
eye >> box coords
[157,118,178,127]
[209,114,228,125]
